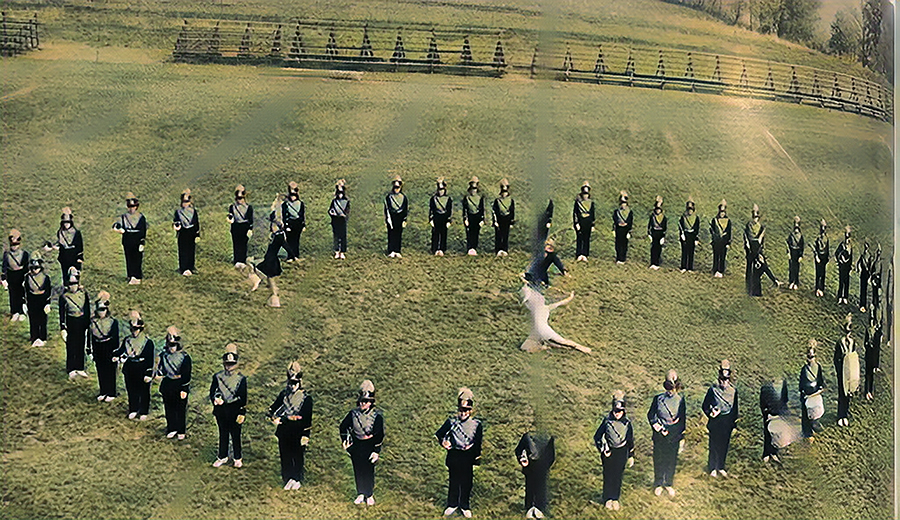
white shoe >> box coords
[32,339,45,347]
[366,496,375,506]
[76,370,89,378]
[335,252,341,259]
[771,454,781,463]
[532,508,543,518]
[134,278,142,285]
[654,486,663,496]
[468,249,477,256]
[710,470,718,477]
[233,459,242,468]
[605,500,614,510]
[97,395,107,402]
[462,510,472,518]
[291,480,302,490]
[435,251,443,256]
[763,456,770,463]
[183,270,192,277]
[354,494,365,505]
[526,506,535,518]
[213,458,228,468]
[718,470,728,477]
[666,486,676,497]
[395,253,402,259]
[340,253,346,259]
[177,434,185,440]
[284,480,296,490]
[612,501,620,511]
[11,313,20,321]
[388,252,396,258]
[167,431,178,439]
[139,415,149,421]
[444,507,458,516]
[679,269,686,273]
[128,412,138,419]
[714,272,723,278]
[249,273,261,292]
[68,371,78,380]
[616,261,625,265]
[104,396,116,402]
[234,262,245,269]
[499,250,508,257]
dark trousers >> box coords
[431,219,449,253]
[64,318,88,372]
[800,399,815,437]
[276,421,307,483]
[494,219,511,253]
[711,242,728,274]
[837,264,851,300]
[835,369,850,420]
[123,363,151,415]
[25,293,48,341]
[215,405,243,460]
[59,250,80,282]
[96,356,118,397]
[651,435,678,487]
[349,442,376,497]
[161,385,187,434]
[231,223,251,264]
[680,237,696,271]
[859,272,870,308]
[788,249,802,286]
[762,417,778,457]
[387,216,404,254]
[575,228,592,257]
[815,259,827,292]
[707,419,733,472]
[285,219,303,260]
[523,462,550,511]
[864,364,875,396]
[177,229,197,273]
[331,217,347,253]
[614,228,629,262]
[123,235,144,280]
[601,447,627,502]
[446,450,475,510]
[650,232,664,266]
[465,223,480,251]
[6,270,25,314]
[745,252,755,293]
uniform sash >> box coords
[651,212,665,230]
[495,197,512,216]
[64,292,87,317]
[801,363,820,394]
[231,203,250,223]
[604,417,629,449]
[388,193,405,213]
[330,198,348,218]
[711,384,735,415]
[122,212,143,231]
[215,370,244,403]
[159,351,186,378]
[278,389,307,417]
[350,408,377,439]
[90,317,115,341]
[615,207,631,226]
[681,213,698,231]
[285,200,303,220]
[576,199,592,218]
[448,416,479,450]
[466,195,482,215]
[58,228,77,249]
[124,334,149,359]
[788,229,803,249]
[815,236,828,255]
[5,250,25,270]
[655,393,682,426]
[433,196,449,214]
[26,272,48,294]
[177,207,196,228]
[715,217,730,236]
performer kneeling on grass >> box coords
[594,391,633,512]
[155,326,191,440]
[516,431,555,519]
[59,267,90,380]
[702,360,738,477]
[249,202,286,308]
[114,311,154,421]
[436,388,483,519]
[268,361,313,490]
[648,370,685,498]
[88,291,119,402]
[211,344,247,468]
[339,380,384,506]
[519,281,590,354]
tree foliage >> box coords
[827,8,860,57]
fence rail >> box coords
[171,19,892,122]
[1,12,40,57]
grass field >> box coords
[0,1,894,519]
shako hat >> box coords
[165,325,182,350]
[611,390,626,412]
[844,225,852,238]
[819,219,827,232]
[580,181,591,194]
[686,198,695,210]
[718,359,732,381]
[718,199,727,212]
[125,192,139,208]
[180,189,192,204]
[654,195,663,209]
[129,310,145,330]
[436,177,447,190]
[60,207,74,223]
[66,266,80,285]
[223,343,239,366]
[391,175,403,189]
[8,229,21,246]
[29,252,43,269]
[358,379,376,403]
[663,369,681,391]
[499,178,510,193]
[457,387,474,410]
[618,190,628,204]
[807,339,818,359]
[235,185,247,199]
[335,179,346,194]
[288,181,300,196]
[843,313,853,334]
[752,203,760,218]
[468,176,479,190]
[793,215,801,227]
[95,290,111,313]
[287,361,303,384]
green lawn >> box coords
[0,2,894,519]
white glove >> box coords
[660,237,665,245]
[236,415,245,424]
[545,223,551,229]
[1,280,7,289]
[799,256,803,262]
[627,457,635,468]
[401,221,407,228]
[173,224,180,231]
[111,357,119,363]
[116,228,125,234]
[479,221,484,227]
[194,236,200,243]
[430,221,434,228]
[143,376,152,383]
[138,245,144,253]
[651,422,663,433]
[60,330,68,342]
[464,220,469,228]
[227,215,234,223]
[272,417,281,426]
[247,230,253,238]
[626,232,631,240]
[678,439,685,454]
[300,436,310,446]
[591,226,595,232]
[680,234,685,241]
[446,222,450,228]
[575,224,580,231]
[180,391,188,400]
[369,452,379,463]
[213,397,224,406]
[43,244,53,252]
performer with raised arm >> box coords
[268,361,312,490]
[249,196,287,308]
[339,380,384,506]
[702,360,738,477]
[519,281,590,354]
[429,178,452,257]
[329,180,350,259]
[436,388,483,518]
[113,193,147,285]
[678,199,700,272]
[594,391,633,511]
[572,181,595,262]
[59,267,90,380]
[211,344,247,468]
[88,291,119,402]
[227,185,254,268]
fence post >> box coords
[460,35,473,64]
[789,66,800,98]
[493,36,506,69]
[173,19,189,59]
[288,22,303,59]
[625,49,635,86]
[739,60,748,89]
[594,45,606,77]
[531,46,538,78]
[426,29,440,70]
[711,55,722,83]
[563,45,573,80]
[390,29,405,62]
[270,25,283,58]
[764,64,774,91]
[325,26,338,57]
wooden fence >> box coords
[1,12,40,57]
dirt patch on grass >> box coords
[28,41,165,64]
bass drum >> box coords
[805,394,824,421]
